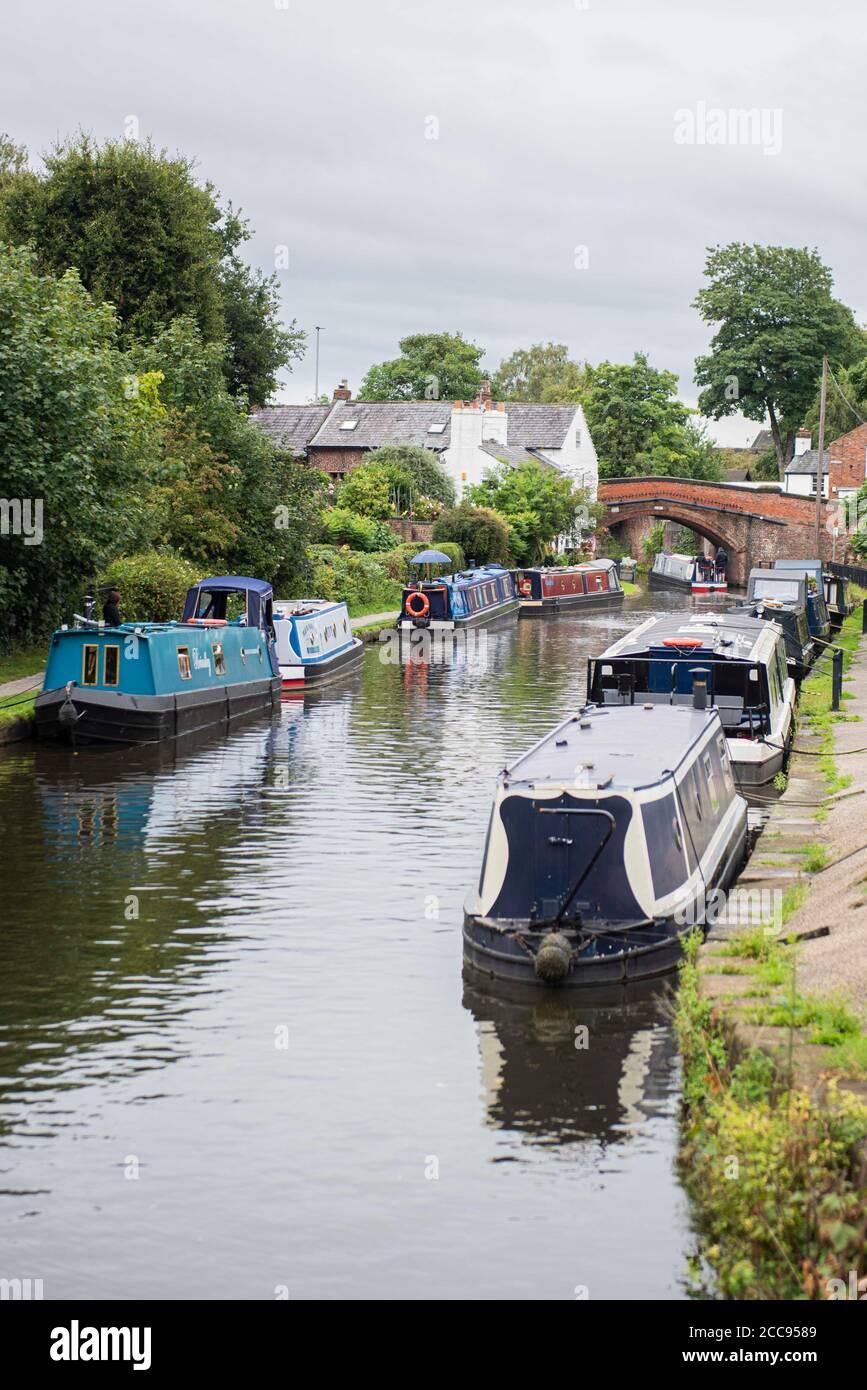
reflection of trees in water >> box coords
[0,714,291,1121]
[462,979,677,1148]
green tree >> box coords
[693,244,861,477]
[336,463,395,520]
[0,133,303,404]
[363,443,455,507]
[583,353,719,479]
[130,316,325,590]
[803,356,867,445]
[432,503,511,566]
[0,245,162,643]
[358,332,484,402]
[466,460,597,564]
[493,342,587,401]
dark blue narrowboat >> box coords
[463,703,748,988]
[731,568,814,680]
[773,560,831,644]
[824,572,854,631]
[513,559,624,614]
[35,576,281,746]
[398,563,519,631]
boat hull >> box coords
[518,591,625,616]
[279,638,364,692]
[463,813,747,988]
[691,582,727,594]
[34,677,280,747]
[398,598,519,632]
[648,572,693,592]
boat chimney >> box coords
[691,667,710,710]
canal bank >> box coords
[676,600,867,1299]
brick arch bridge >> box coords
[599,477,834,586]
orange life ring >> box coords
[518,578,532,596]
[406,591,430,619]
[661,636,703,648]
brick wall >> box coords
[828,424,867,494]
[306,446,368,479]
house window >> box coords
[177,646,192,680]
[103,646,120,687]
[213,643,226,676]
[339,419,358,431]
[82,644,99,686]
[575,429,582,447]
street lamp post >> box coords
[314,326,324,400]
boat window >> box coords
[177,646,192,680]
[103,645,120,687]
[752,578,798,600]
[703,751,719,813]
[608,570,619,590]
[82,644,99,686]
[213,643,226,676]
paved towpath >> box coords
[0,673,43,699]
[350,611,399,630]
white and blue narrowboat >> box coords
[649,551,727,594]
[35,576,281,746]
[463,703,748,988]
[272,598,364,692]
[513,559,624,614]
[586,612,796,785]
[398,563,519,631]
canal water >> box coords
[1,588,717,1300]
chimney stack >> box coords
[333,378,351,401]
[794,428,811,456]
[478,379,493,410]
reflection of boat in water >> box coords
[462,979,677,1146]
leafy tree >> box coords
[432,503,511,566]
[0,133,303,404]
[693,244,861,477]
[0,245,162,643]
[337,463,394,520]
[803,356,867,445]
[582,354,719,479]
[358,332,484,402]
[466,460,597,564]
[129,317,325,590]
[493,342,587,402]
[363,443,455,507]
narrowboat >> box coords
[35,576,281,746]
[649,551,727,594]
[463,703,748,988]
[731,569,813,680]
[272,598,363,691]
[773,560,831,644]
[824,572,855,631]
[513,559,624,615]
[619,556,637,583]
[397,563,519,631]
[586,611,795,785]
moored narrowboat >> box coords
[649,551,727,594]
[398,563,518,631]
[513,559,624,614]
[35,576,281,746]
[272,598,363,692]
[586,611,795,785]
[773,560,831,644]
[824,572,855,631]
[730,567,813,680]
[463,703,748,988]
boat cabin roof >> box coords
[503,704,722,792]
[601,612,779,663]
[775,559,822,582]
[414,564,510,590]
[520,559,617,576]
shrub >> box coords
[432,504,510,565]
[307,545,402,614]
[100,550,200,623]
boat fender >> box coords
[534,932,572,983]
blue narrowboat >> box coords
[731,568,814,679]
[35,576,281,746]
[272,598,364,692]
[773,560,831,644]
[398,563,519,631]
[464,703,748,987]
[824,572,854,631]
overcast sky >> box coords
[4,0,865,444]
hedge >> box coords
[100,551,200,623]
